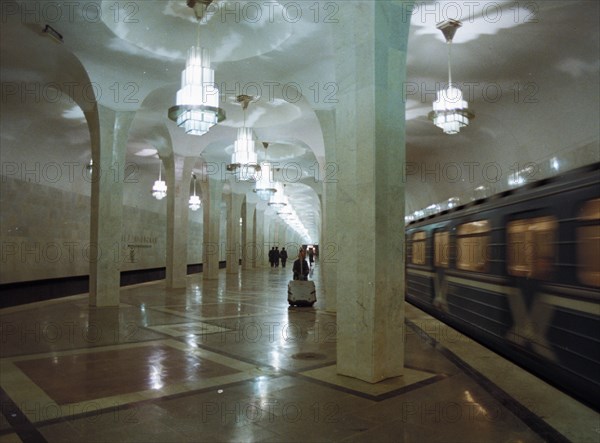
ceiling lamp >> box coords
[253,142,277,200]
[168,0,225,136]
[86,159,93,178]
[42,25,64,44]
[428,19,474,135]
[189,173,201,211]
[277,206,294,219]
[227,95,259,181]
[152,161,167,200]
[268,182,288,208]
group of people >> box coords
[269,246,316,281]
[268,247,288,268]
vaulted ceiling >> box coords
[1,0,598,241]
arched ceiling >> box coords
[405,0,599,214]
[1,0,598,238]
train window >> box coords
[412,231,426,265]
[434,231,449,268]
[506,216,557,279]
[456,220,490,272]
[577,199,600,287]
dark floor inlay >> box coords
[15,344,241,405]
[291,352,327,360]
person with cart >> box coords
[292,249,310,281]
[288,248,315,306]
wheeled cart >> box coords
[287,280,316,306]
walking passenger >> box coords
[269,247,275,267]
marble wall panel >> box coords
[0,176,214,283]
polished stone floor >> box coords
[0,263,598,442]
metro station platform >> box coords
[0,263,598,443]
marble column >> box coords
[273,218,282,247]
[251,206,258,268]
[226,192,243,274]
[284,238,295,258]
[165,155,195,288]
[242,201,257,270]
[88,105,135,307]
[333,1,410,382]
[265,215,274,247]
[265,215,276,264]
[318,109,338,313]
[200,177,223,280]
[255,207,265,268]
[283,227,298,263]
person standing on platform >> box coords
[274,247,280,267]
[280,247,288,268]
[308,248,314,267]
[293,249,310,280]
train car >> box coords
[405,162,600,410]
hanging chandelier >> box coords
[268,182,288,208]
[277,206,294,219]
[152,161,167,200]
[168,0,225,136]
[428,19,474,135]
[86,158,93,178]
[189,173,201,210]
[227,95,259,181]
[272,191,311,241]
[253,142,277,200]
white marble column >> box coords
[333,1,409,383]
[88,105,135,307]
[317,110,338,313]
[165,155,195,288]
[200,177,223,280]
[283,228,299,266]
[255,207,266,268]
[226,192,243,274]
[251,206,258,268]
[242,201,257,270]
[277,220,285,246]
[275,219,285,247]
[265,215,277,265]
[266,215,275,247]
[279,227,300,251]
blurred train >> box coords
[405,162,600,410]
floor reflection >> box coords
[0,264,593,442]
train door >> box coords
[505,212,558,359]
[433,229,450,311]
[405,229,432,305]
[576,198,600,288]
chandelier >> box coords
[152,161,167,200]
[268,182,288,208]
[86,159,93,178]
[189,173,201,210]
[428,19,474,135]
[168,0,225,136]
[277,206,294,219]
[273,190,311,241]
[253,142,277,200]
[227,95,260,181]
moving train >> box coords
[405,162,599,410]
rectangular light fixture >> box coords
[43,25,63,44]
